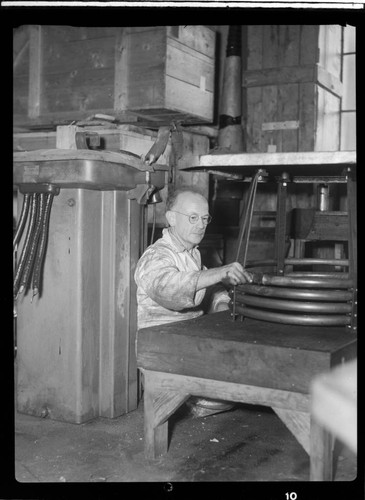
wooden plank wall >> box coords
[13,26,31,117]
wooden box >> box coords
[14,26,121,126]
[243,25,343,153]
[13,25,216,128]
[117,26,216,123]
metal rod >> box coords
[233,304,351,326]
[285,272,349,279]
[284,258,349,267]
[246,258,349,268]
[241,173,259,266]
[274,173,289,275]
[261,274,354,289]
[235,170,260,263]
[233,294,352,314]
[234,284,353,302]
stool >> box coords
[136,311,356,480]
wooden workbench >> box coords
[136,311,357,480]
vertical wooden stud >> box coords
[114,28,129,112]
[28,25,42,119]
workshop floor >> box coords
[15,397,356,484]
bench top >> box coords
[138,311,356,351]
[137,311,357,394]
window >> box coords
[340,26,356,151]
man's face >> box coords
[167,192,210,249]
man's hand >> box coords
[196,262,253,292]
[221,262,253,287]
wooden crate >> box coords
[14,26,122,125]
[13,25,216,128]
[243,25,343,153]
[116,26,216,124]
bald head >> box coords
[165,188,210,249]
[166,187,207,212]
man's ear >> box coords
[165,210,175,227]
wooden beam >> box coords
[243,65,317,88]
[141,370,310,413]
[316,65,343,98]
[114,28,129,112]
[242,64,342,98]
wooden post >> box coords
[28,25,42,119]
[143,386,169,459]
[310,415,334,480]
[114,28,129,113]
[143,370,189,459]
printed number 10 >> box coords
[285,494,297,500]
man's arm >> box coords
[134,247,205,311]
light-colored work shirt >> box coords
[134,227,230,329]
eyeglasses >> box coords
[172,211,212,225]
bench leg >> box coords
[143,370,189,459]
[144,386,169,459]
[310,415,334,480]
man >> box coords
[134,186,252,416]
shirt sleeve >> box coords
[203,283,231,313]
[134,246,205,311]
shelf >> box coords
[183,151,356,180]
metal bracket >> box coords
[127,184,154,205]
[19,183,60,195]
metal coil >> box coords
[249,273,353,289]
[233,293,352,314]
[234,284,353,302]
[232,304,351,326]
[231,259,355,327]
[246,258,349,268]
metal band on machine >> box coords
[219,114,242,129]
[226,25,242,57]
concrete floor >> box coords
[15,396,357,484]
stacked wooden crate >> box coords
[13,25,216,128]
[116,26,216,124]
[14,26,120,124]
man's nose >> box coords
[197,217,205,229]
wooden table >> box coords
[136,311,357,480]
